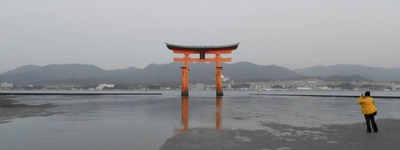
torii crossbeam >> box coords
[166,42,239,96]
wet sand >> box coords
[1,93,399,150]
[0,96,57,123]
[160,119,400,150]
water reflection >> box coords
[177,96,223,133]
[216,96,222,130]
[180,96,189,132]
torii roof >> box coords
[166,43,239,52]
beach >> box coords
[0,91,399,150]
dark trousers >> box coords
[364,111,378,132]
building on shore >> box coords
[96,83,115,90]
[0,82,14,89]
[194,83,205,90]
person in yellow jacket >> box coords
[358,91,378,133]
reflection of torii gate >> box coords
[177,96,223,133]
[166,43,239,96]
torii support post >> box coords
[166,42,239,96]
[181,67,189,96]
[216,67,223,96]
[215,53,224,96]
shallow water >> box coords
[1,91,399,150]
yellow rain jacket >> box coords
[358,96,377,115]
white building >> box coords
[1,82,14,89]
[194,83,205,90]
[226,83,232,90]
[96,83,115,90]
[393,84,400,91]
[296,87,312,90]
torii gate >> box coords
[166,42,239,96]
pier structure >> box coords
[166,43,239,96]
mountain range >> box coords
[0,62,303,85]
[0,63,399,85]
[294,64,400,81]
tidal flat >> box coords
[0,91,399,150]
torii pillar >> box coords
[166,43,239,96]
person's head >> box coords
[365,91,370,97]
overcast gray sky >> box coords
[1,0,399,73]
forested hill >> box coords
[0,62,304,85]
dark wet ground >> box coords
[0,96,57,123]
[160,119,400,150]
[0,91,399,150]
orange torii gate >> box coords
[166,43,239,96]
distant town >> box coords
[2,78,400,91]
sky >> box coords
[1,0,399,73]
